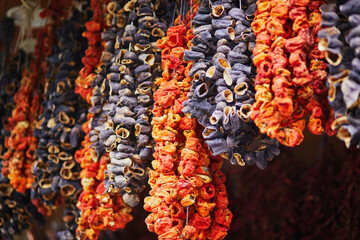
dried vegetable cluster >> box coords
[76,0,133,239]
[0,162,44,240]
[319,0,360,148]
[251,0,335,147]
[144,5,233,239]
[31,2,91,238]
[0,18,18,153]
[2,18,51,192]
[182,0,279,169]
[2,71,41,193]
[102,0,174,208]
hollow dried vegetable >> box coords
[0,62,20,157]
[102,0,174,208]
[183,0,279,169]
[0,162,44,240]
[319,0,360,148]
[32,2,91,238]
[144,5,232,239]
[76,1,133,239]
[251,0,335,147]
[0,19,17,148]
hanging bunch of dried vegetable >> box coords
[31,2,92,238]
[2,72,41,193]
[75,0,132,239]
[102,0,174,208]
[75,0,108,102]
[319,0,360,148]
[1,11,53,192]
[251,0,335,147]
[144,3,232,239]
[182,0,279,169]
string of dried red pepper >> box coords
[144,3,232,239]
[252,0,335,147]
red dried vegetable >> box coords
[251,0,335,147]
[75,0,107,103]
[2,73,41,193]
[76,134,133,240]
[145,4,232,239]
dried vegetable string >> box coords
[31,1,92,238]
[103,0,174,208]
[144,2,232,239]
[182,0,280,168]
[251,0,335,147]
[319,0,360,148]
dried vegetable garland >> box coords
[2,72,41,193]
[319,0,360,148]
[0,17,18,154]
[144,4,232,239]
[251,0,335,147]
[182,0,279,169]
[31,2,91,238]
[76,1,133,238]
[102,0,173,208]
[75,0,107,102]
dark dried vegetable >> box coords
[319,0,360,148]
[182,0,279,169]
[101,0,174,208]
[32,2,91,238]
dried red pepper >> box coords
[251,0,335,147]
[145,4,232,239]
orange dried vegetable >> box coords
[145,4,232,239]
[75,0,107,103]
[75,134,133,240]
[251,0,334,147]
[2,73,42,193]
